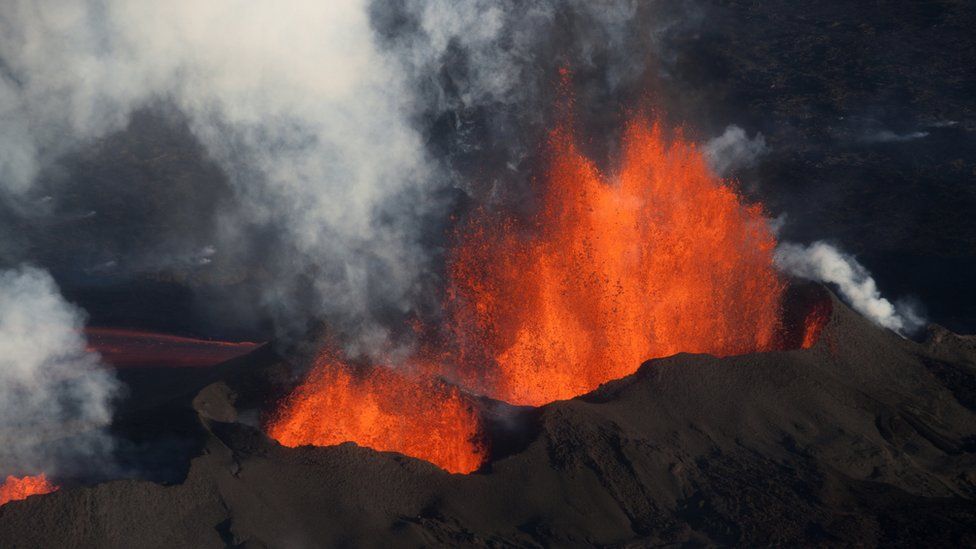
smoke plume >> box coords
[775,242,925,336]
[704,125,768,176]
[0,265,119,477]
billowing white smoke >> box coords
[704,125,768,176]
[775,242,925,336]
[0,1,435,355]
[0,265,119,477]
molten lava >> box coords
[0,474,58,507]
[267,355,486,474]
[268,78,832,470]
[447,117,787,405]
[800,299,832,349]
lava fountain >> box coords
[446,116,787,405]
[267,80,825,470]
[266,353,486,474]
[0,475,58,507]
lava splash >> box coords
[267,354,486,474]
[446,117,786,405]
[0,474,58,507]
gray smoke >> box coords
[0,265,119,477]
[775,242,925,336]
[372,0,698,200]
[704,125,768,176]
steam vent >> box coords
[1,2,975,547]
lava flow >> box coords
[446,116,787,405]
[86,327,260,368]
[0,474,58,507]
[266,354,486,474]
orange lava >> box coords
[800,299,832,349]
[446,116,786,405]
[266,354,486,474]
[0,474,58,507]
[269,76,805,470]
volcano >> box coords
[0,1,973,547]
[1,292,974,546]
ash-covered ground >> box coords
[1,291,975,547]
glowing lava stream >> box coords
[85,327,261,368]
[446,117,786,405]
[0,474,58,507]
[266,355,486,474]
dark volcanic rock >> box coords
[1,292,975,547]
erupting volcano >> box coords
[446,115,786,405]
[266,353,486,474]
[265,91,811,470]
[2,2,973,545]
[0,475,58,507]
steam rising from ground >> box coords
[0,266,118,477]
[775,242,924,336]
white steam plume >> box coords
[704,125,768,176]
[775,242,925,336]
[0,265,119,477]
